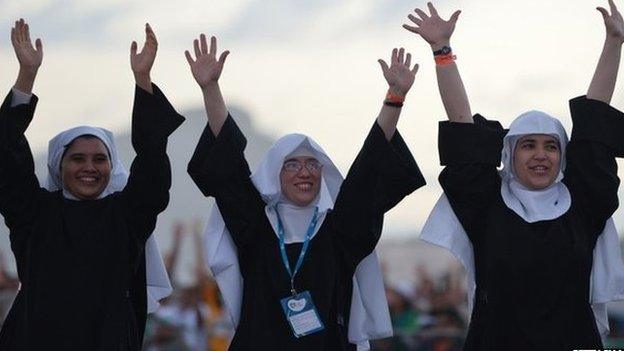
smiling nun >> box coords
[184,34,425,350]
[0,21,182,351]
[406,2,624,350]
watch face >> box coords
[441,46,451,55]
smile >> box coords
[295,182,313,191]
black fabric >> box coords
[0,84,184,351]
[438,97,623,351]
[188,116,425,351]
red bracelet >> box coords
[434,53,457,66]
[385,91,405,104]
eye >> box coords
[283,161,301,172]
[520,142,534,149]
[70,155,85,162]
[545,144,559,151]
[94,155,109,163]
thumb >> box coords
[378,59,390,74]
[597,7,610,20]
[130,41,138,56]
[218,50,230,64]
[411,63,420,75]
[35,38,43,53]
[450,10,461,24]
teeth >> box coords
[296,183,312,190]
[79,177,97,183]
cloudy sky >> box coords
[0,0,623,237]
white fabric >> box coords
[421,111,624,337]
[46,126,172,313]
[203,133,392,350]
[10,87,32,107]
[500,110,571,222]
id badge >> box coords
[280,290,325,338]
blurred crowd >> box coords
[0,223,624,351]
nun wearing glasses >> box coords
[408,2,624,350]
[0,21,181,351]
[185,34,425,350]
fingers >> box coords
[184,50,195,65]
[130,41,138,56]
[415,8,429,20]
[145,23,158,46]
[609,0,619,15]
[398,47,405,64]
[193,38,201,59]
[405,53,412,67]
[24,23,31,44]
[210,36,217,56]
[450,10,461,24]
[427,2,439,17]
[391,48,398,65]
[218,50,230,64]
[408,14,423,26]
[402,24,421,34]
[200,33,208,55]
[378,59,390,74]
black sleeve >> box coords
[331,122,425,270]
[187,115,265,249]
[438,115,505,243]
[122,84,185,244]
[0,90,43,231]
[564,96,624,234]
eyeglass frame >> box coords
[281,159,323,173]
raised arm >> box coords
[404,2,472,123]
[0,19,43,229]
[377,47,419,140]
[122,24,184,242]
[185,34,230,136]
[587,0,624,103]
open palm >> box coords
[403,2,461,47]
[598,0,624,42]
[11,19,43,71]
[185,35,230,89]
[378,48,419,96]
[131,23,157,76]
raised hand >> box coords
[378,48,419,97]
[597,0,624,43]
[403,2,461,50]
[11,19,42,94]
[131,23,157,92]
[185,34,230,89]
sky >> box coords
[0,0,623,237]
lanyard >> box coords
[275,206,319,296]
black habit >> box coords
[439,96,624,350]
[188,116,425,351]
[0,85,184,351]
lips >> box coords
[528,165,549,175]
[76,175,100,185]
[294,182,313,191]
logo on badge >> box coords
[288,298,307,312]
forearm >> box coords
[436,62,472,123]
[201,82,228,136]
[14,68,37,95]
[376,89,402,140]
[587,38,623,103]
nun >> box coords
[406,2,624,350]
[0,20,183,350]
[184,34,426,350]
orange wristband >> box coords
[434,53,457,66]
[385,91,405,104]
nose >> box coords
[296,166,311,178]
[83,159,97,172]
[533,147,548,161]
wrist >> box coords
[387,87,407,99]
[201,81,220,94]
[430,40,451,52]
[604,36,624,49]
[133,73,153,93]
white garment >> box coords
[421,111,624,336]
[46,126,172,313]
[203,133,392,351]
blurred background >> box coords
[1,0,624,349]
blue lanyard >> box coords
[275,206,319,296]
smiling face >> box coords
[60,136,112,200]
[513,134,561,190]
[279,156,322,206]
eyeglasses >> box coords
[282,159,323,173]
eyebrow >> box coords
[67,152,109,158]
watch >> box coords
[433,46,452,56]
